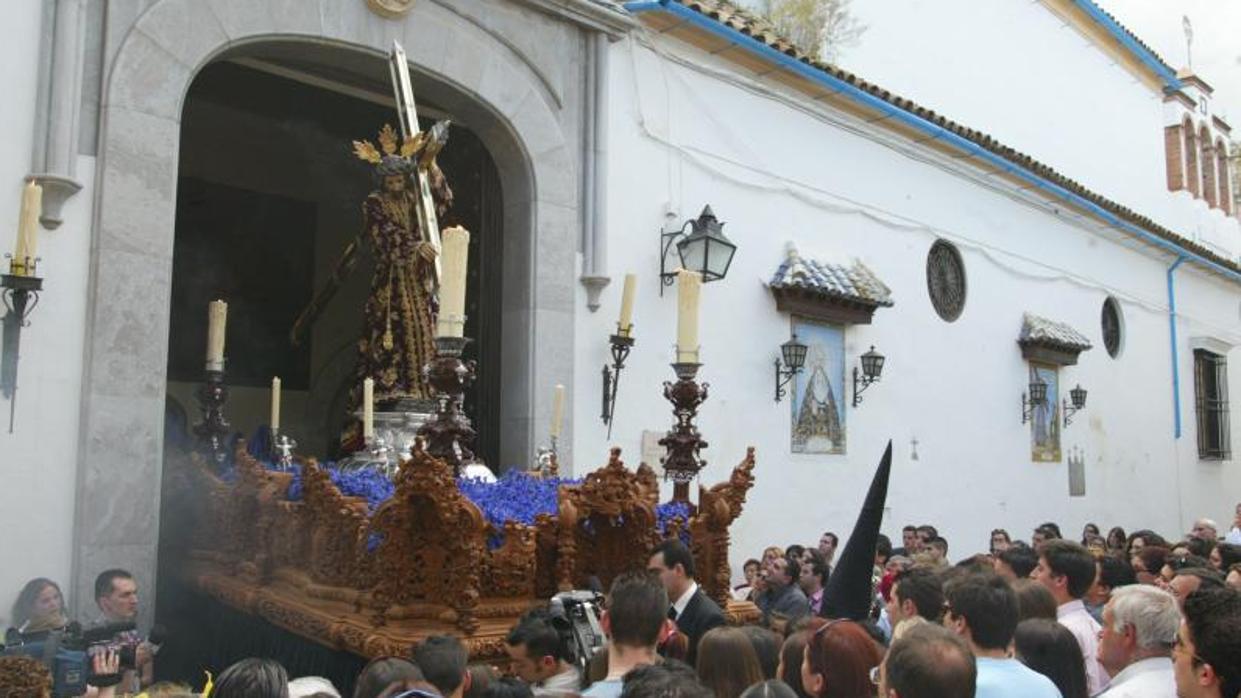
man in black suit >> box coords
[648,539,725,666]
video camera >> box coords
[547,590,605,673]
[1,621,161,697]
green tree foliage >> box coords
[758,0,866,62]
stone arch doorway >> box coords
[73,0,581,623]
[166,49,505,464]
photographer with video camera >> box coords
[0,647,122,698]
[92,570,154,693]
[505,609,582,697]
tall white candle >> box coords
[205,300,228,370]
[550,384,565,438]
[618,273,636,334]
[437,226,470,338]
[13,181,42,274]
[676,269,701,363]
[270,376,282,432]
[363,377,375,440]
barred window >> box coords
[1194,349,1230,460]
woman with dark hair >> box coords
[1131,546,1170,586]
[1013,619,1089,698]
[699,625,764,695]
[1126,530,1167,557]
[355,658,424,698]
[1105,527,1127,555]
[1080,523,1099,545]
[9,578,66,632]
[1211,542,1241,571]
[213,658,289,698]
[697,627,765,698]
[777,619,821,698]
[799,620,880,698]
[740,625,781,680]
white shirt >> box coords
[671,581,698,619]
[1057,599,1110,695]
[1095,656,1175,698]
[1226,526,1241,545]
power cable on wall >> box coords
[623,32,1241,343]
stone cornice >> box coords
[513,0,638,37]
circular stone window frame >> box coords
[926,239,967,322]
[1101,296,1124,358]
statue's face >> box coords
[383,174,405,193]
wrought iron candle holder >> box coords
[659,361,709,503]
[1,256,43,432]
[601,323,635,438]
[194,368,232,465]
[417,335,477,472]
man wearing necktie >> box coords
[649,539,725,666]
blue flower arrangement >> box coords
[282,463,394,513]
[230,458,688,549]
[458,471,582,548]
[657,500,693,545]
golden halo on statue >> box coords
[366,0,415,19]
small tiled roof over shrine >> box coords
[769,243,893,325]
[1020,313,1093,352]
[770,243,894,309]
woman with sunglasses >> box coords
[799,620,881,698]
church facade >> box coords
[1,0,1237,626]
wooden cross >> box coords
[389,40,443,288]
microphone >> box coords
[145,624,168,655]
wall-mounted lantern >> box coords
[659,206,737,295]
[773,334,807,402]
[852,346,885,407]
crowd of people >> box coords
[3,504,1241,698]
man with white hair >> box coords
[1191,519,1219,542]
[1096,585,1180,697]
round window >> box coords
[926,240,966,322]
[1101,297,1123,358]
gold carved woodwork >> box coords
[175,441,758,661]
[690,447,757,607]
[370,441,486,633]
[556,448,662,592]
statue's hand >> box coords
[416,241,439,262]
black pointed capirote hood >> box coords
[820,440,893,620]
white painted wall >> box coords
[574,35,1241,582]
[0,0,93,625]
[835,0,1239,258]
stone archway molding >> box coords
[74,0,582,625]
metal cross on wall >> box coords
[389,40,444,288]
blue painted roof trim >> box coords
[622,0,1239,284]
[1071,0,1182,91]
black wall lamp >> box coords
[1063,384,1087,427]
[852,346,885,407]
[1021,377,1048,424]
[773,334,807,402]
[659,205,738,295]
